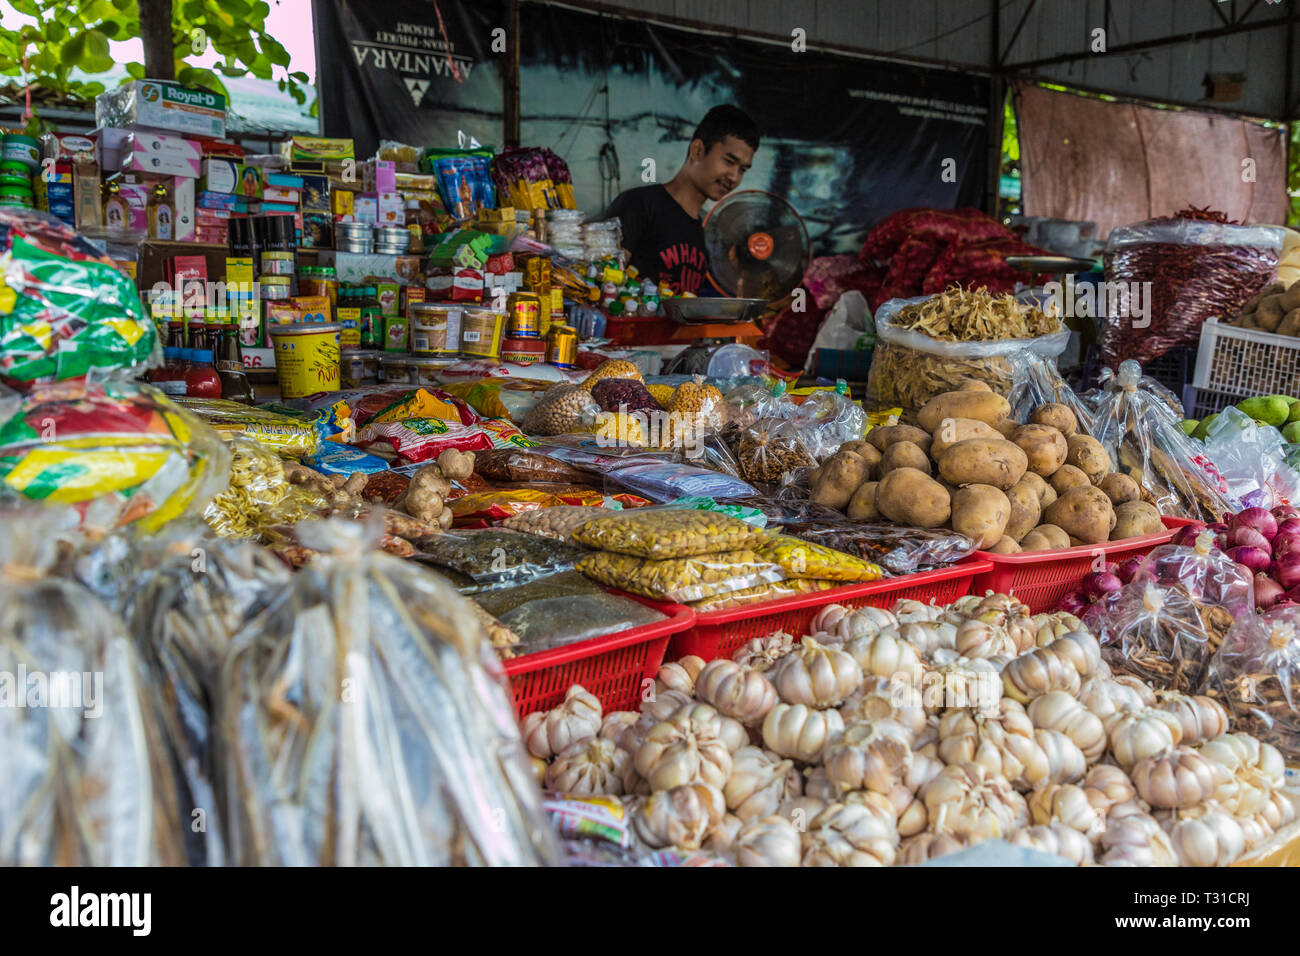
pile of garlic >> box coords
[520,593,1297,866]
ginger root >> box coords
[436,448,475,481]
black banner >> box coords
[313,0,990,253]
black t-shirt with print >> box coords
[605,185,709,294]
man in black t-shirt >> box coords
[605,105,760,295]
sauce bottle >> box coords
[185,348,222,398]
[216,323,255,403]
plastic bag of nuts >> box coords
[502,504,611,541]
[575,548,784,603]
[570,507,771,558]
[521,384,600,436]
[736,417,817,484]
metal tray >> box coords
[662,297,767,325]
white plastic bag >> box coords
[1203,407,1300,510]
[803,290,873,371]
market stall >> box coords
[0,61,1297,871]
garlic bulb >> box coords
[1035,728,1088,784]
[694,658,778,726]
[839,676,927,737]
[778,795,828,831]
[896,620,959,657]
[1008,823,1095,865]
[1167,810,1246,867]
[1027,691,1106,761]
[1197,732,1286,816]
[545,737,630,796]
[724,747,800,821]
[809,603,852,636]
[1077,676,1146,723]
[734,815,803,867]
[954,619,1019,659]
[702,813,744,855]
[771,636,863,707]
[942,594,986,624]
[631,783,726,850]
[843,628,924,684]
[762,703,845,763]
[824,720,913,795]
[528,755,547,787]
[1112,673,1157,707]
[654,655,706,696]
[803,765,837,800]
[1082,764,1137,815]
[600,711,639,743]
[639,688,692,722]
[622,762,652,797]
[812,605,898,644]
[521,685,602,759]
[1131,746,1218,809]
[1001,632,1100,704]
[1099,801,1177,866]
[711,710,750,753]
[893,598,944,623]
[1028,783,1105,841]
[968,593,1036,653]
[1256,789,1298,832]
[1152,690,1229,745]
[801,802,899,867]
[884,752,943,837]
[1105,708,1182,771]
[841,788,899,826]
[1237,814,1272,851]
[900,830,970,864]
[634,704,734,791]
[924,762,1029,840]
[924,656,1001,716]
[1031,611,1086,647]
[731,631,798,672]
[937,699,1049,791]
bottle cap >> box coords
[194,349,214,362]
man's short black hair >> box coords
[691,105,760,155]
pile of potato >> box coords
[809,385,1166,553]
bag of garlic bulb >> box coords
[0,507,193,865]
[214,514,561,866]
[1206,605,1300,759]
[1089,580,1215,695]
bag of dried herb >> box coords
[1206,606,1300,759]
[1089,580,1215,694]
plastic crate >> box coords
[504,595,693,717]
[1181,384,1252,420]
[1077,343,1195,395]
[1193,317,1300,400]
[970,516,1199,613]
[664,560,992,663]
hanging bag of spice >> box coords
[1101,207,1284,367]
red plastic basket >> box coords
[970,516,1199,613]
[503,594,694,717]
[664,559,993,663]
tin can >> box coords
[506,291,542,338]
[260,276,291,300]
[546,324,579,368]
[270,322,341,399]
[459,308,506,360]
[409,303,461,357]
[501,337,545,365]
[261,251,295,276]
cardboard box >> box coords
[353,195,377,224]
[73,163,101,230]
[173,176,196,241]
[300,175,330,213]
[201,158,240,194]
[198,191,238,210]
[331,189,354,217]
[262,187,300,204]
[280,137,354,163]
[107,129,203,178]
[377,191,405,225]
[96,80,227,139]
[264,171,303,189]
[44,132,97,164]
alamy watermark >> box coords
[0,664,103,718]
[1043,276,1152,328]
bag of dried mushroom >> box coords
[867,288,1070,416]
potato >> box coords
[839,440,875,458]
[874,467,951,528]
[956,379,993,392]
[1111,500,1164,540]
[1278,309,1300,338]
[808,466,823,486]
[879,440,931,477]
[1018,471,1054,509]
[1283,283,1300,313]
[1013,424,1069,477]
[931,417,1000,459]
[1030,403,1079,438]
[917,391,1011,433]
[1004,478,1043,542]
[846,481,881,521]
[991,418,1021,439]
[1050,464,1091,495]
[1098,473,1140,506]
[1065,434,1111,484]
[1256,295,1286,333]
[1043,485,1115,545]
[810,450,871,509]
[1034,524,1071,549]
[950,484,1011,550]
[988,535,1022,554]
[867,424,932,456]
[936,438,1028,491]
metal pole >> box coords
[987,0,1004,217]
[503,0,522,146]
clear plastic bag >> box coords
[1132,530,1256,619]
[1201,407,1300,510]
[1005,350,1097,436]
[216,515,560,865]
[604,459,757,503]
[571,506,770,559]
[789,381,868,462]
[412,527,587,585]
[736,417,817,484]
[1092,581,1216,693]
[1090,360,1240,521]
[496,592,667,654]
[867,293,1070,414]
[521,384,601,436]
[1206,606,1300,758]
[757,534,884,582]
[783,521,977,574]
[689,578,838,610]
[722,382,795,429]
[502,504,614,541]
[0,507,188,865]
[575,548,784,603]
[474,448,596,484]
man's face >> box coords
[689,135,754,201]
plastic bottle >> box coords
[185,348,222,398]
[216,324,255,403]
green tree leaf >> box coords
[125,61,145,79]
[60,33,86,67]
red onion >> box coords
[1272,532,1300,559]
[1104,561,1120,576]
[1227,526,1272,552]
[1210,522,1230,534]
[1058,592,1090,616]
[1272,504,1300,521]
[1286,585,1300,604]
[1276,555,1300,591]
[1227,546,1272,574]
[1083,572,1123,601]
[1231,507,1278,541]
[1116,556,1147,584]
[1276,517,1300,538]
[1170,525,1204,548]
[1254,573,1284,610]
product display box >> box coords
[96,80,227,139]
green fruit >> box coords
[1284,421,1300,443]
[1192,414,1219,441]
[1235,395,1291,427]
[1266,394,1300,405]
[1179,419,1199,436]
[1287,401,1300,425]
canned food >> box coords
[409,303,461,356]
[261,251,295,275]
[458,308,506,360]
[260,276,291,300]
[501,337,545,365]
[506,292,542,338]
[270,322,341,398]
[546,324,579,368]
[379,353,414,385]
